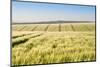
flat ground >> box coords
[12,23,96,65]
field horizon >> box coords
[12,21,95,24]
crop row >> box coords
[12,32,44,47]
[12,23,95,32]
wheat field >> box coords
[12,23,96,66]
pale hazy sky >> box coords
[12,1,95,23]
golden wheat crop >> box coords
[12,23,96,66]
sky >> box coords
[12,1,95,23]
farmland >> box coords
[12,23,96,65]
